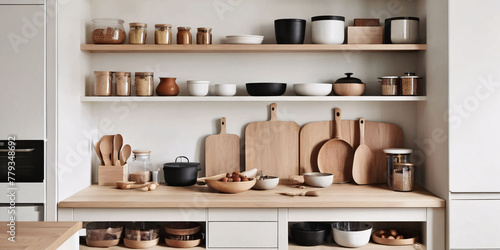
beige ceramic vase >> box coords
[156,77,179,96]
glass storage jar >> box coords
[115,72,131,96]
[129,23,147,44]
[94,71,113,96]
[134,72,154,96]
[129,150,153,183]
[378,76,400,96]
[401,75,421,96]
[196,27,212,44]
[392,163,415,192]
[124,222,160,248]
[177,27,192,44]
[91,19,126,44]
[155,24,172,44]
[383,148,412,189]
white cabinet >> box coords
[0,5,45,139]
[0,205,43,221]
[208,222,278,248]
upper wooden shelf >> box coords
[80,44,427,53]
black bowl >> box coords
[274,18,306,44]
[291,222,330,246]
[246,83,287,96]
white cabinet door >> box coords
[0,5,44,139]
[450,200,500,249]
[208,222,278,248]
[449,0,500,192]
[0,205,43,221]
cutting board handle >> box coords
[270,103,278,121]
[359,118,365,145]
[334,108,342,139]
[219,117,227,134]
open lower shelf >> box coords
[80,242,205,249]
[81,96,427,102]
[289,242,426,250]
[81,44,427,53]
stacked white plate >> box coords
[226,35,264,44]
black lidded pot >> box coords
[274,18,307,44]
[163,156,201,186]
[335,73,363,84]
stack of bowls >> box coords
[187,80,209,96]
[164,222,203,248]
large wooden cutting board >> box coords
[205,117,240,177]
[300,117,403,184]
[245,103,300,179]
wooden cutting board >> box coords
[245,103,300,179]
[300,116,403,184]
[205,117,240,177]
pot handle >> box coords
[175,156,189,163]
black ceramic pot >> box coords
[291,222,330,246]
[246,83,287,96]
[274,19,306,44]
[163,156,201,186]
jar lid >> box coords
[378,76,399,79]
[383,148,413,154]
[155,24,172,28]
[130,22,147,27]
[386,17,420,21]
[115,72,131,76]
[178,27,191,30]
[400,76,421,79]
[135,72,154,77]
[404,72,416,76]
[275,18,306,22]
[92,18,124,24]
[133,150,151,155]
[197,27,212,31]
[395,163,416,167]
[94,71,112,75]
[335,73,363,84]
[311,15,345,22]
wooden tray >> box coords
[372,229,419,245]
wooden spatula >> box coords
[113,134,123,165]
[120,144,132,166]
[352,118,377,184]
[100,138,113,166]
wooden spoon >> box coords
[113,134,123,165]
[278,191,321,197]
[94,138,104,165]
[352,118,376,184]
[100,138,113,166]
[120,144,131,165]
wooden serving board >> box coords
[205,117,240,177]
[300,118,403,184]
[245,103,300,179]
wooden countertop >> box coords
[0,221,82,250]
[59,184,444,208]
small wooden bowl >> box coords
[165,222,201,236]
[206,179,256,194]
[165,238,202,248]
[123,238,159,249]
[333,83,366,96]
[372,229,419,245]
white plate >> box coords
[226,35,264,44]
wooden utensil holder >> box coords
[98,163,128,186]
[347,26,383,44]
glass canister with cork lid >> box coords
[393,163,415,191]
[155,24,172,44]
[134,72,154,96]
[129,22,148,44]
[383,148,412,190]
[129,150,153,183]
[177,27,192,44]
[196,27,212,44]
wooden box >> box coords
[354,18,380,26]
[98,164,128,185]
[347,26,383,44]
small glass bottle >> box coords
[134,72,154,96]
[155,24,172,44]
[196,27,212,44]
[383,148,412,189]
[129,23,147,44]
[129,150,153,184]
[177,27,192,44]
[94,71,113,96]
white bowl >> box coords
[187,80,209,96]
[215,84,237,96]
[332,222,373,248]
[252,176,279,190]
[294,83,333,96]
[226,35,264,44]
[303,172,333,188]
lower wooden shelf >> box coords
[81,96,427,102]
[80,241,205,249]
[289,242,426,249]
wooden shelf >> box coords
[80,242,205,249]
[289,242,426,250]
[81,44,427,53]
[81,96,427,102]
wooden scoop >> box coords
[352,118,376,184]
[317,108,354,183]
[94,138,104,165]
[278,191,321,197]
[113,134,123,165]
[100,138,113,166]
[120,144,131,166]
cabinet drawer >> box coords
[208,222,278,248]
[208,208,277,221]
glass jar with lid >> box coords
[129,23,147,44]
[115,72,131,96]
[155,24,172,45]
[392,163,415,192]
[177,27,192,44]
[129,150,153,183]
[383,148,412,189]
[134,72,154,96]
[196,27,212,44]
[94,71,113,96]
[91,19,126,44]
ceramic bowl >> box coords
[226,35,264,44]
[332,222,373,248]
[333,83,366,96]
[246,82,287,96]
[187,80,210,96]
[86,222,123,247]
[252,176,279,190]
[291,222,330,246]
[293,83,333,96]
[215,84,237,96]
[206,178,256,194]
[303,172,333,188]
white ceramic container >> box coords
[187,80,209,96]
[311,16,345,44]
[390,17,419,44]
[303,172,333,188]
[332,222,373,248]
[252,176,279,190]
[215,84,237,96]
[293,83,332,96]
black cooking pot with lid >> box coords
[335,73,363,84]
[163,156,201,186]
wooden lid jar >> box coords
[155,24,172,45]
[129,22,147,44]
[134,72,154,96]
[94,71,112,96]
[196,27,212,44]
[177,27,192,44]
